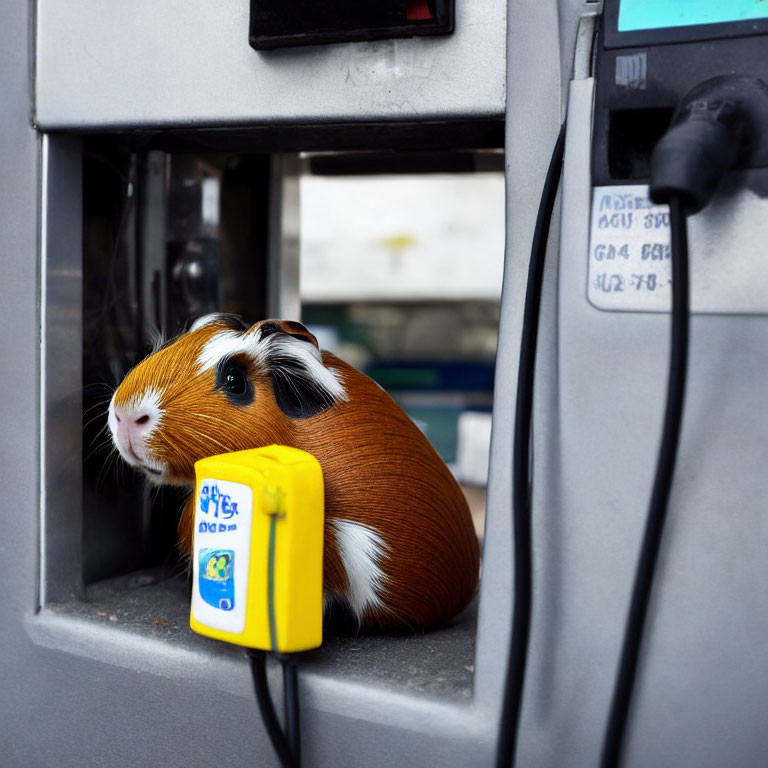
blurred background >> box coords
[82,147,504,580]
[300,167,505,536]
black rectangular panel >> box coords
[249,0,454,51]
[593,1,768,185]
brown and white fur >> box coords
[108,314,479,630]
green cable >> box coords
[267,512,278,651]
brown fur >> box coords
[113,318,480,629]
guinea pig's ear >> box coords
[256,320,319,349]
[254,319,345,420]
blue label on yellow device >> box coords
[192,477,253,634]
[199,549,235,611]
[190,447,325,652]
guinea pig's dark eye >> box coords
[216,360,254,406]
[224,366,247,395]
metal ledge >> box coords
[27,569,480,734]
[24,572,494,768]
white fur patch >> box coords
[195,327,347,405]
[268,335,347,404]
[109,387,166,479]
[190,313,233,332]
[329,519,388,622]
[196,329,258,372]
[124,387,163,425]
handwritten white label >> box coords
[588,185,672,312]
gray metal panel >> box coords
[40,134,83,603]
[478,0,587,760]
[474,0,565,725]
[35,0,506,130]
[515,36,768,768]
[516,76,630,767]
[0,0,40,626]
[0,0,45,763]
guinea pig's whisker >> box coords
[167,559,189,579]
[82,382,115,396]
[94,447,120,494]
[146,323,165,354]
[85,435,115,463]
[84,426,116,457]
[282,372,304,402]
[82,395,113,415]
[83,410,110,434]
[186,430,232,454]
[82,401,114,433]
[188,412,240,429]
[87,422,112,450]
[53,382,112,402]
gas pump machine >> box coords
[5,0,768,767]
[504,2,768,767]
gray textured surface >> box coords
[43,568,476,701]
[514,35,768,768]
[35,0,506,129]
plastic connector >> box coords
[650,76,768,212]
[190,445,324,653]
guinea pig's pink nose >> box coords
[112,403,158,436]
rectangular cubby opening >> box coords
[44,124,504,703]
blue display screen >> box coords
[619,0,768,32]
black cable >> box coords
[496,122,566,768]
[598,75,765,767]
[279,654,301,767]
[246,649,297,768]
[600,194,690,768]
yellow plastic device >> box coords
[189,445,324,653]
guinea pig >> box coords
[108,313,480,630]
